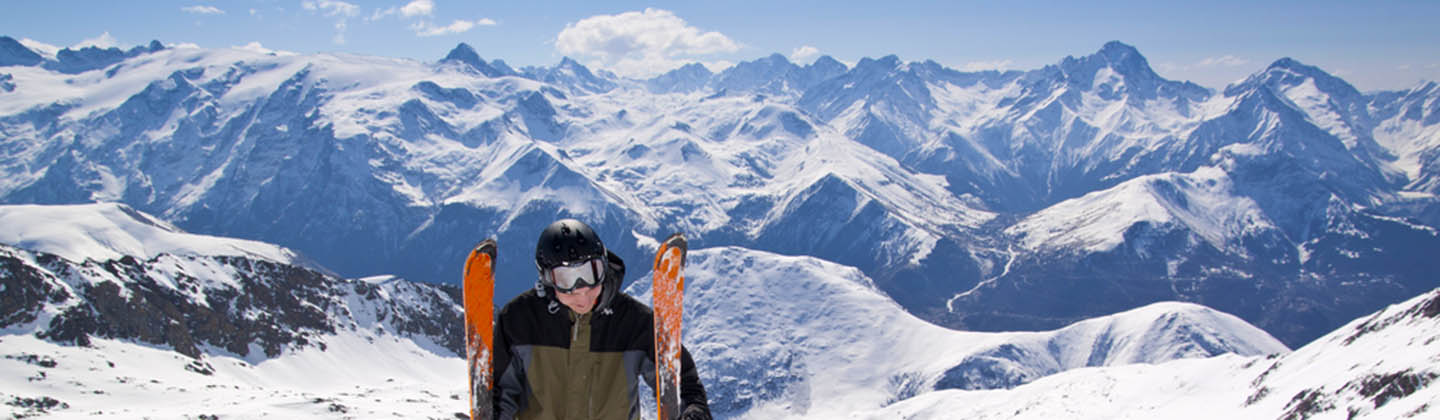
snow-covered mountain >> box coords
[3,203,1296,419]
[627,246,1287,419]
[0,203,463,362]
[868,287,1440,420]
[0,203,467,418]
[2,35,1438,349]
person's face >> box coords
[556,283,601,314]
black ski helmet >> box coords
[535,218,607,272]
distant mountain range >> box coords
[1,35,1437,350]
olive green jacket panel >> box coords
[518,313,636,420]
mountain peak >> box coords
[1078,40,1155,79]
[761,52,791,65]
[1260,57,1347,85]
[810,55,845,69]
[1268,57,1306,71]
[1233,57,1362,101]
[442,43,511,78]
[1098,41,1142,60]
[854,55,903,73]
[645,62,714,93]
[0,35,44,66]
[1043,41,1212,101]
[442,42,481,64]
[676,61,710,73]
[531,56,615,94]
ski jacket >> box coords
[492,250,711,420]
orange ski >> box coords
[463,239,497,420]
[652,233,687,420]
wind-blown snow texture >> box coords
[2,36,1438,351]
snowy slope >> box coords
[0,202,303,266]
[0,333,464,419]
[1005,166,1272,255]
[1,203,467,418]
[867,287,1440,420]
[627,246,1286,419]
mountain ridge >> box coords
[1,36,1437,349]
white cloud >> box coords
[234,41,296,56]
[401,0,435,17]
[303,0,358,17]
[790,45,820,63]
[239,42,274,54]
[181,5,225,15]
[961,59,1014,72]
[303,0,359,44]
[412,19,495,37]
[555,8,741,78]
[1198,55,1249,67]
[372,0,435,21]
[73,32,120,49]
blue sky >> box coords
[4,1,1439,91]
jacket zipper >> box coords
[572,312,593,418]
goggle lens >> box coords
[546,258,603,293]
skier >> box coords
[492,219,712,420]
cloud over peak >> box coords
[181,5,225,15]
[555,8,741,78]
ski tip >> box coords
[662,232,686,249]
[475,238,497,256]
[659,232,687,267]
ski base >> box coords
[652,233,687,420]
[464,239,497,420]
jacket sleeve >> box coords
[678,345,712,420]
[492,309,528,420]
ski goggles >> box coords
[541,258,605,293]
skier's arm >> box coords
[492,313,527,420]
[677,345,712,420]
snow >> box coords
[4,204,1435,420]
[1279,77,1361,150]
[0,202,301,266]
[2,38,1439,420]
[869,288,1440,420]
[1374,107,1440,182]
[628,246,1286,419]
[0,332,464,419]
[1006,166,1272,254]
